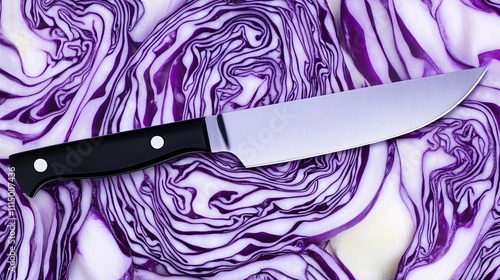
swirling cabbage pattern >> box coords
[342,0,500,278]
[0,0,144,143]
[96,1,359,276]
[101,0,353,132]
[1,0,500,279]
[395,101,500,279]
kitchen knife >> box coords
[9,67,486,197]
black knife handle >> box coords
[9,118,210,197]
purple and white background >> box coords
[1,0,500,279]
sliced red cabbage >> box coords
[0,0,500,279]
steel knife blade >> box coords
[9,67,486,197]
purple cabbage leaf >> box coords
[0,0,500,279]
